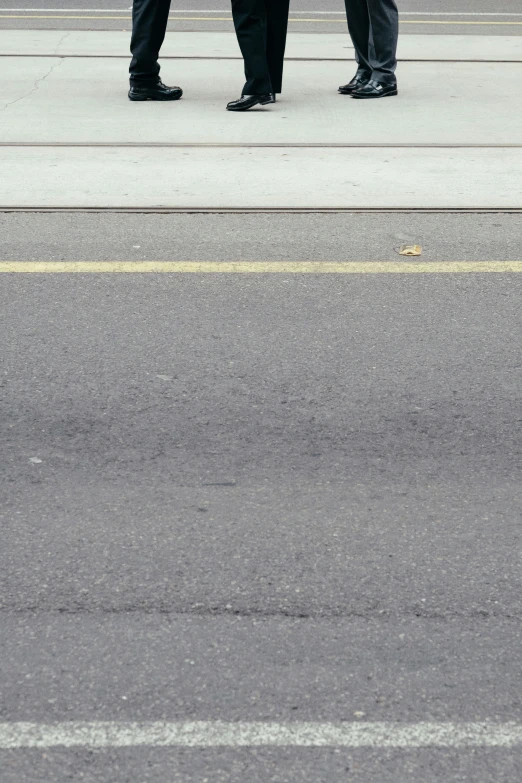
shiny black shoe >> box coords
[338,73,370,95]
[226,94,275,112]
[351,79,398,99]
[128,81,183,101]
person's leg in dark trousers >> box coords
[130,0,171,85]
[265,0,289,94]
[343,0,373,82]
[231,0,272,95]
[366,0,398,83]
[341,0,398,97]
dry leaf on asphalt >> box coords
[398,245,423,256]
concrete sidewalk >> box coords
[2,31,522,209]
[3,30,522,61]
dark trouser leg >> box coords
[231,0,272,95]
[344,0,372,80]
[367,0,398,81]
[265,0,289,94]
[130,0,171,85]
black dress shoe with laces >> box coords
[351,79,398,99]
[226,94,275,111]
[128,81,183,101]
[338,73,370,95]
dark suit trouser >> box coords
[344,0,398,82]
[231,0,290,95]
[130,0,171,84]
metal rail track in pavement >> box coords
[2,207,522,214]
[2,143,522,148]
[3,54,522,63]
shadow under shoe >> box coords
[128,81,183,101]
[226,94,276,112]
[351,79,398,99]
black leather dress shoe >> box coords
[338,74,370,95]
[128,81,183,101]
[226,94,275,112]
[351,79,398,99]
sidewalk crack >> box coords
[0,32,71,113]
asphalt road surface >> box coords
[2,0,522,33]
[1,212,522,782]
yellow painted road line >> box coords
[2,16,522,25]
[1,262,522,274]
[0,13,130,17]
[401,20,522,26]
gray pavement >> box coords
[1,213,522,781]
[2,31,522,209]
[2,211,522,261]
[2,616,522,781]
[2,2,522,779]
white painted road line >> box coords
[2,722,522,749]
